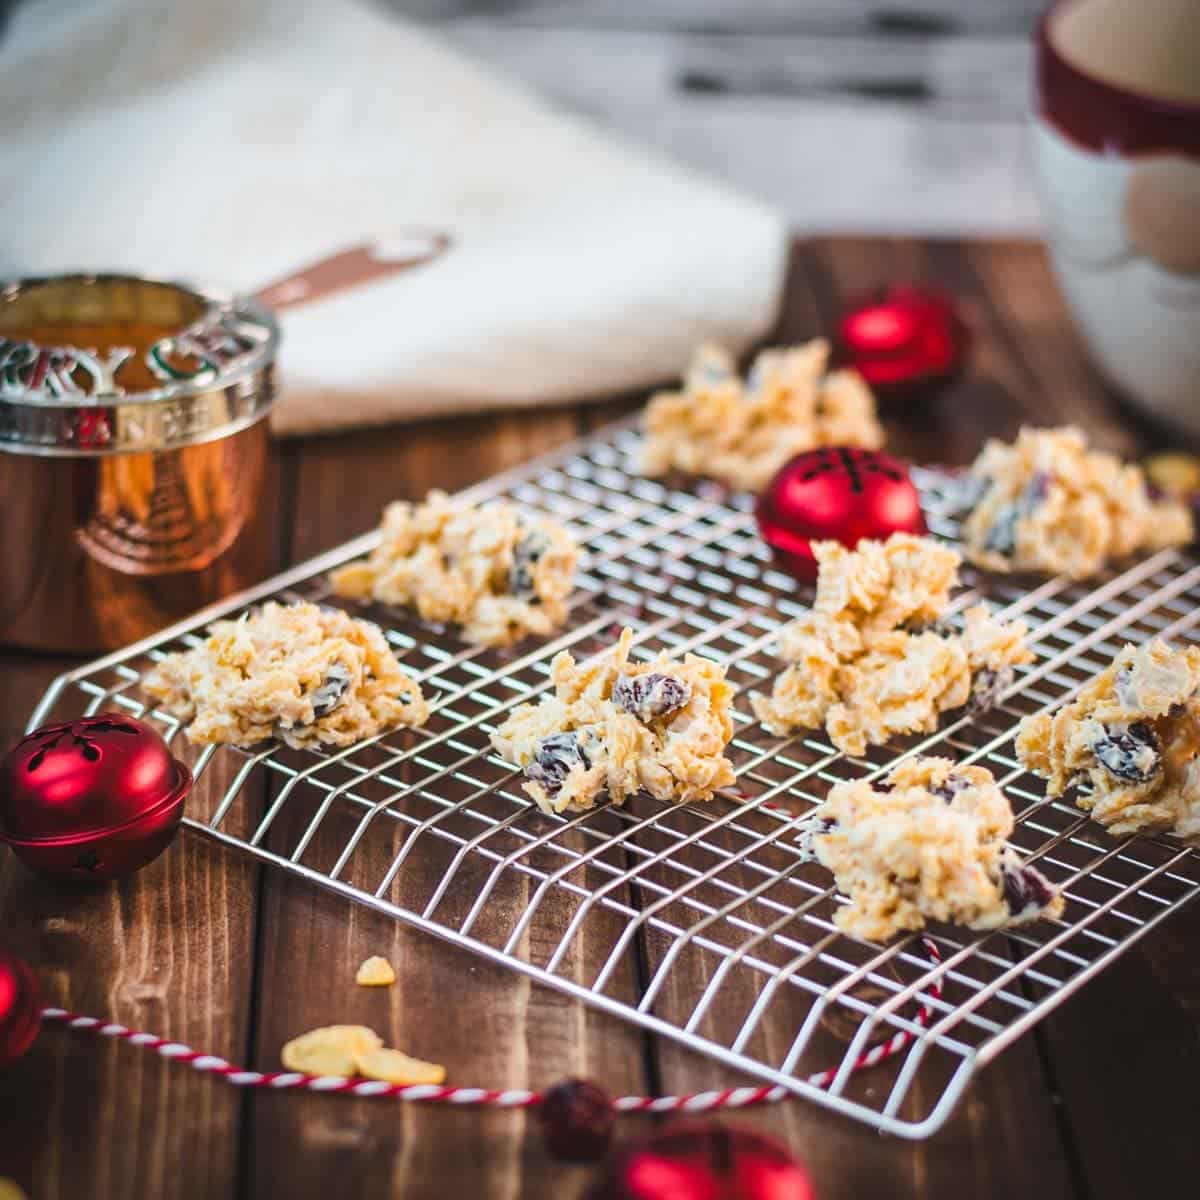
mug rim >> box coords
[1037,0,1200,157]
[1040,0,1200,116]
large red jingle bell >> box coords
[586,1122,816,1200]
[0,949,40,1070]
[756,447,926,581]
[837,285,968,400]
[0,714,191,881]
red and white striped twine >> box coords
[38,941,943,1113]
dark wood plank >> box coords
[0,449,287,1199]
[787,239,1200,1193]
[1036,908,1200,1200]
[242,409,650,1200]
[642,238,1080,1200]
[0,777,259,1199]
[3,237,1199,1200]
[948,239,1200,1197]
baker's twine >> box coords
[37,941,942,1112]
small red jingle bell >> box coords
[756,447,926,580]
[0,714,191,881]
[838,285,968,399]
[586,1122,816,1200]
[0,949,40,1070]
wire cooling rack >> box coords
[29,417,1200,1138]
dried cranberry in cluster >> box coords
[797,814,836,862]
[527,732,590,796]
[309,663,352,718]
[538,1077,614,1162]
[929,773,972,804]
[509,529,550,599]
[969,665,1013,713]
[1000,860,1058,916]
[612,673,692,723]
[1091,721,1161,783]
[982,471,1054,556]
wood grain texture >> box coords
[0,453,287,1199]
[1,239,1198,1200]
[242,407,649,1200]
[644,238,1085,1200]
[0,654,263,1200]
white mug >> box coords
[1032,0,1200,436]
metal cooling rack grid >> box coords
[29,418,1200,1138]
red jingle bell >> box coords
[756,447,926,581]
[838,285,968,399]
[0,948,41,1070]
[0,714,191,881]
[586,1122,816,1200]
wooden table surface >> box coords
[2,238,1198,1200]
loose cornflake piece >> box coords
[959,426,1192,579]
[639,339,884,492]
[355,955,396,987]
[801,756,1064,940]
[1144,452,1200,499]
[752,534,1032,755]
[1017,639,1200,840]
[329,490,579,647]
[353,1047,447,1086]
[143,601,428,749]
[280,1025,384,1077]
[491,628,736,815]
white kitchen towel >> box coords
[0,0,788,435]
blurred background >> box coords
[2,0,1043,234]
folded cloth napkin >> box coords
[0,0,788,435]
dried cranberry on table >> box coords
[538,1077,615,1162]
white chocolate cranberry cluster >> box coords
[752,534,1032,755]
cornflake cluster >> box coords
[752,534,1032,755]
[491,628,736,815]
[1018,639,1200,841]
[960,426,1192,579]
[330,490,579,647]
[640,339,884,493]
[143,602,428,749]
[801,756,1063,940]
